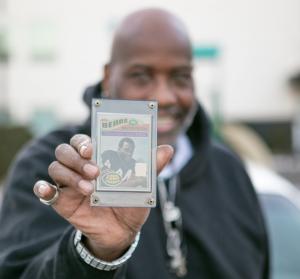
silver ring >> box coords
[39,184,60,206]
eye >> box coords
[128,72,152,85]
[172,72,192,87]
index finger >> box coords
[70,134,93,159]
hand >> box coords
[33,134,173,261]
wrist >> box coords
[74,230,140,271]
[83,237,127,262]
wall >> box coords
[2,0,300,124]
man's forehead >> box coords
[110,9,192,64]
[112,35,192,69]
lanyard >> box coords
[158,176,187,277]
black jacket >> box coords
[0,83,269,278]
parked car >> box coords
[246,161,300,279]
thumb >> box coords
[156,145,174,175]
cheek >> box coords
[178,90,196,112]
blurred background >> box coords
[1,1,300,277]
[1,0,300,180]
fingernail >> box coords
[38,184,48,196]
[79,145,87,156]
[83,164,98,176]
[78,180,94,193]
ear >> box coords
[102,63,111,97]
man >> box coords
[0,8,269,278]
[101,138,136,184]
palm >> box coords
[61,194,149,247]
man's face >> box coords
[104,34,196,146]
[118,141,134,161]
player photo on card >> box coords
[97,113,152,192]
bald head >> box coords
[110,8,192,64]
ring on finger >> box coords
[39,184,60,206]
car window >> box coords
[260,194,300,215]
[259,194,300,279]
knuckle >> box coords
[55,143,70,159]
[48,161,59,176]
[70,134,78,145]
[70,134,90,148]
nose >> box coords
[152,77,177,107]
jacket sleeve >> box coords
[0,130,127,279]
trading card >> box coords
[91,99,157,207]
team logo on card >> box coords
[101,172,122,186]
